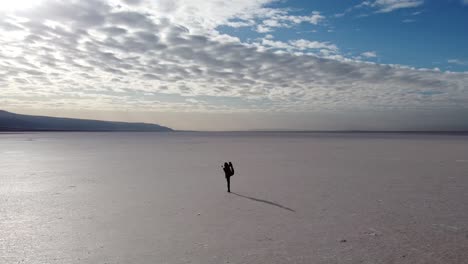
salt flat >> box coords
[1,132,468,264]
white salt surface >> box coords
[1,132,468,263]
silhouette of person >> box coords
[222,161,235,192]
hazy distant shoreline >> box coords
[2,130,468,134]
[0,110,173,132]
[2,109,468,134]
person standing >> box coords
[222,161,235,192]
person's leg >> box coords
[227,177,230,192]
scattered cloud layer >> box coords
[369,0,424,13]
[448,59,468,66]
[361,51,377,58]
[254,10,324,33]
[336,0,424,17]
[0,0,467,116]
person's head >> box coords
[224,162,229,167]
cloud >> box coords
[222,7,325,33]
[361,51,377,58]
[255,11,324,32]
[224,20,255,28]
[147,0,274,32]
[371,0,424,13]
[309,11,325,24]
[256,24,272,33]
[289,39,338,52]
[337,0,424,16]
[122,0,144,5]
[0,0,467,114]
[256,11,325,32]
[258,38,339,56]
[448,59,468,66]
[463,0,468,5]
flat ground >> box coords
[1,132,468,263]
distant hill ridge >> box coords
[0,110,173,132]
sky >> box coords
[1,0,468,131]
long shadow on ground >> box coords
[231,192,295,212]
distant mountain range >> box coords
[0,110,173,132]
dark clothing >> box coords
[226,176,231,192]
[223,162,235,192]
[223,166,232,177]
